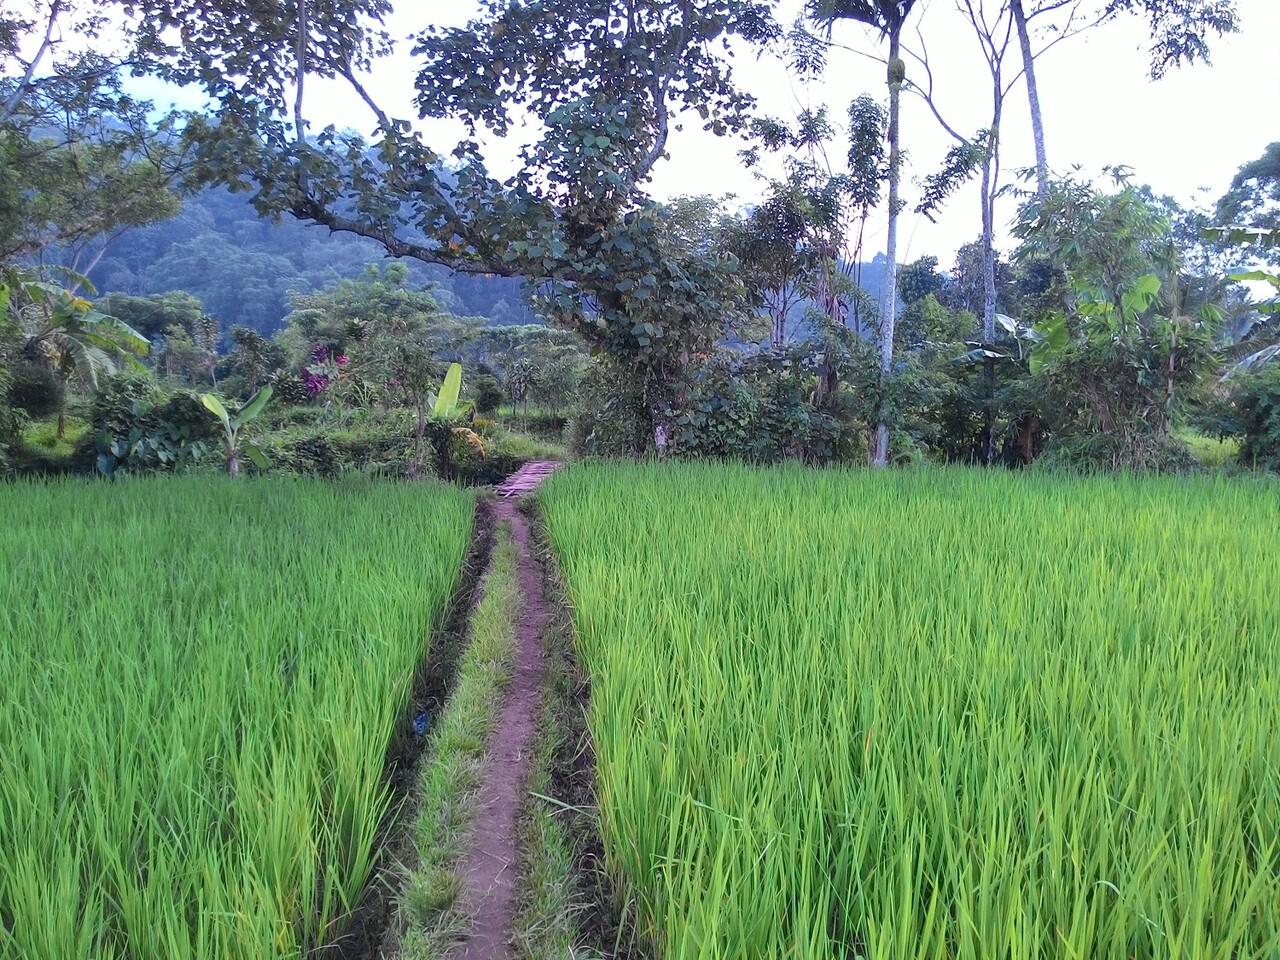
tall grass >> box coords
[0,476,473,959]
[541,462,1280,959]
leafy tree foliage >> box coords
[1216,142,1280,238]
[131,0,778,451]
[1,2,195,270]
[1012,174,1222,468]
[1105,0,1239,78]
[97,292,206,340]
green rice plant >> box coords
[0,476,473,959]
[540,462,1280,959]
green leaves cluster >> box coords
[200,386,273,474]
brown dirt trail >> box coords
[447,462,561,960]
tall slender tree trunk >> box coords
[873,28,903,468]
[979,164,997,466]
[979,103,1002,466]
[1012,0,1049,197]
[1014,0,1076,348]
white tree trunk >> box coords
[873,28,903,468]
[1012,0,1049,196]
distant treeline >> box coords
[87,187,537,335]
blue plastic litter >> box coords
[412,711,431,736]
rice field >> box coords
[0,477,473,959]
[540,462,1280,959]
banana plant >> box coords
[200,386,273,477]
[428,360,465,420]
[417,362,484,479]
[7,268,150,437]
[1221,268,1280,377]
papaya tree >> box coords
[804,0,919,466]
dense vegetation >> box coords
[87,187,537,336]
[0,478,473,958]
[3,2,1280,956]
[542,462,1280,958]
[4,0,1278,482]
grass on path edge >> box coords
[394,520,522,958]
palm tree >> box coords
[12,271,149,436]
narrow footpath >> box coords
[447,461,562,960]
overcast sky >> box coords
[153,0,1280,271]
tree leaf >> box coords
[200,393,232,432]
[234,386,273,427]
[1030,312,1069,375]
[433,362,463,418]
[242,442,271,470]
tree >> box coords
[97,291,206,339]
[739,99,889,415]
[1008,0,1238,200]
[898,255,944,307]
[728,176,824,350]
[9,270,150,435]
[1,3,195,273]
[136,0,778,454]
[1216,142,1280,238]
[806,0,919,466]
[942,240,1019,318]
[1013,173,1223,467]
[1107,0,1239,79]
[226,326,286,394]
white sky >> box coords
[145,0,1280,270]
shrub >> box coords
[569,359,650,457]
[473,374,504,414]
[0,362,24,475]
[87,373,221,474]
[7,361,64,419]
[1034,429,1198,474]
[677,351,840,464]
[262,422,410,478]
[269,369,310,406]
[1232,365,1280,471]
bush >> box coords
[473,374,504,414]
[7,361,64,419]
[1232,366,1280,471]
[269,369,310,406]
[677,351,840,464]
[569,360,650,457]
[0,363,24,475]
[261,422,410,477]
[86,373,221,474]
[1034,430,1198,474]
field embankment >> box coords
[0,477,473,959]
[541,462,1280,959]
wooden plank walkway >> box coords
[494,460,561,498]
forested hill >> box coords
[88,187,537,335]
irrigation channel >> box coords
[448,460,561,959]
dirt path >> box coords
[447,464,560,960]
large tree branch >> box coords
[1,0,64,124]
[636,76,671,180]
[291,195,521,278]
[338,62,394,134]
[903,29,969,144]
